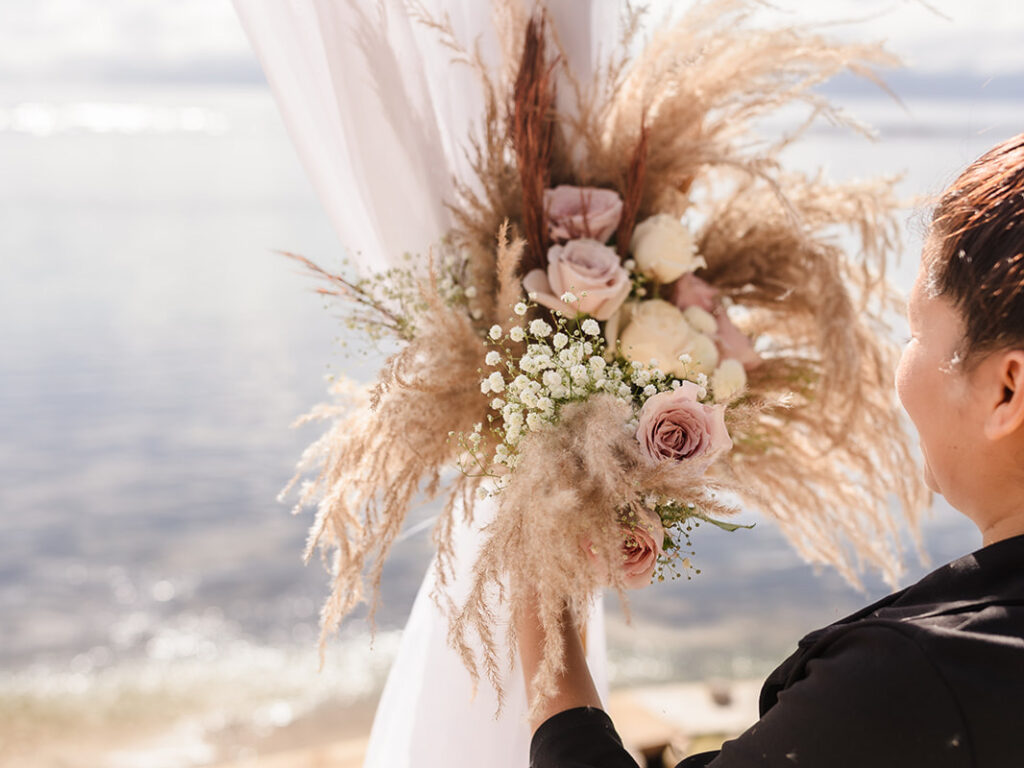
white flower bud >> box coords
[632,368,651,387]
[711,358,747,402]
[487,371,505,393]
[485,350,501,366]
[514,302,528,316]
[489,325,502,341]
[465,286,478,298]
[581,318,600,336]
[529,319,552,337]
[552,332,569,350]
[509,326,525,342]
[682,305,717,336]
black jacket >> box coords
[530,533,1024,767]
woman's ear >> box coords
[984,350,1024,441]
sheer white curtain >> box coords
[232,2,626,765]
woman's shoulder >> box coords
[782,604,1024,765]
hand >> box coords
[512,585,603,732]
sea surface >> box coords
[0,81,1019,765]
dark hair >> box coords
[927,132,1024,369]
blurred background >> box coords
[1,1,1022,766]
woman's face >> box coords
[895,258,986,507]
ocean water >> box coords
[0,81,1019,764]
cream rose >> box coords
[522,239,631,320]
[630,213,706,283]
[618,299,719,376]
[635,382,732,475]
[544,185,623,243]
[711,358,747,402]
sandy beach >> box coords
[1,679,759,768]
[200,681,760,768]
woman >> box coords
[518,134,1024,767]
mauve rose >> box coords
[635,382,732,475]
[670,273,762,371]
[582,507,664,590]
[619,506,665,589]
[544,185,623,243]
[522,239,631,320]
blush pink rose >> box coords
[544,185,623,243]
[670,273,762,371]
[523,239,631,320]
[636,382,732,475]
[582,507,665,590]
[619,507,665,589]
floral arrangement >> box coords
[282,1,929,712]
[462,192,758,583]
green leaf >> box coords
[694,513,755,533]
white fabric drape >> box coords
[363,499,608,768]
[231,2,627,765]
[233,0,628,270]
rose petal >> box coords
[671,273,719,313]
[544,240,631,320]
[522,268,578,317]
[715,309,762,370]
[544,186,623,243]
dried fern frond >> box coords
[285,265,492,659]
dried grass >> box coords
[282,268,492,659]
[449,395,738,715]
[287,0,930,711]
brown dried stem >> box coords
[512,13,557,274]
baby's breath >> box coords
[457,296,727,564]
